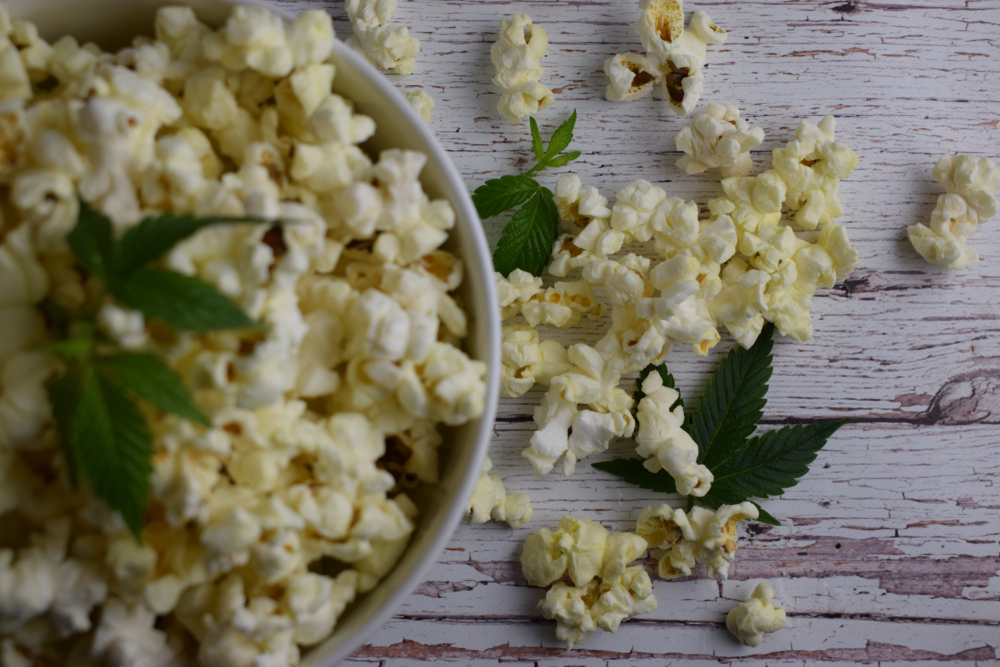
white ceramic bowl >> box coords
[3,1,500,663]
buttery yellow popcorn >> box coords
[611,178,668,243]
[635,372,713,495]
[675,104,765,178]
[346,0,421,75]
[726,582,786,647]
[495,269,544,320]
[521,280,599,328]
[908,154,999,270]
[492,15,554,122]
[405,89,435,124]
[501,322,542,398]
[522,516,656,648]
[466,456,533,529]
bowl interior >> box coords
[3,1,500,664]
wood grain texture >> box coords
[279,0,1000,662]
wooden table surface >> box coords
[282,0,1000,663]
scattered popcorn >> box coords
[636,502,758,579]
[606,0,727,115]
[345,0,421,75]
[675,104,765,178]
[466,456,534,529]
[0,3,486,664]
[491,15,554,122]
[405,89,435,124]
[726,582,786,647]
[635,371,713,496]
[522,516,656,648]
[908,153,999,270]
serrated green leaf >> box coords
[545,151,581,169]
[66,201,115,280]
[529,117,544,162]
[73,364,152,537]
[751,503,780,526]
[544,110,577,161]
[472,175,541,220]
[115,212,260,277]
[492,188,559,277]
[48,365,84,487]
[99,354,209,426]
[111,269,257,332]
[700,419,849,509]
[689,324,775,468]
[635,362,684,411]
[592,458,678,495]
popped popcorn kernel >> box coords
[726,582,786,647]
[492,15,554,122]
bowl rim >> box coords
[2,0,501,663]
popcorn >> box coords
[521,280,599,328]
[492,15,554,122]
[523,516,656,648]
[500,322,542,398]
[604,53,658,102]
[642,502,757,580]
[610,179,668,243]
[405,89,435,124]
[635,372,713,495]
[495,269,544,320]
[675,104,765,178]
[908,154,999,270]
[726,582,786,647]
[466,456,534,529]
[0,4,485,663]
[346,0,421,75]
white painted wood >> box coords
[276,0,1000,661]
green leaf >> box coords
[635,362,684,411]
[543,110,577,161]
[592,458,678,495]
[700,419,849,509]
[48,364,84,487]
[111,269,257,332]
[72,364,152,537]
[544,151,581,169]
[472,175,541,220]
[751,503,780,526]
[492,189,559,277]
[66,201,115,280]
[115,212,260,277]
[99,354,209,426]
[529,117,544,162]
[40,338,92,359]
[689,324,775,468]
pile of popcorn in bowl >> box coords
[0,2,489,665]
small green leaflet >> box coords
[472,175,541,220]
[99,354,210,426]
[699,420,848,510]
[48,364,84,488]
[112,269,256,332]
[67,202,116,280]
[689,324,774,467]
[593,328,848,526]
[474,111,582,277]
[592,458,677,495]
[492,188,560,277]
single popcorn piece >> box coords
[726,582,787,647]
[634,371,713,495]
[491,15,554,122]
[466,456,534,529]
[604,52,658,102]
[405,89,435,124]
[346,0,421,75]
[611,178,668,243]
[675,104,765,178]
[523,516,656,648]
[908,154,999,271]
[500,322,541,398]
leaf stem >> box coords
[523,162,544,178]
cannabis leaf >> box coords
[688,324,774,467]
[492,186,560,277]
[593,328,848,526]
[45,203,267,538]
[473,111,581,277]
